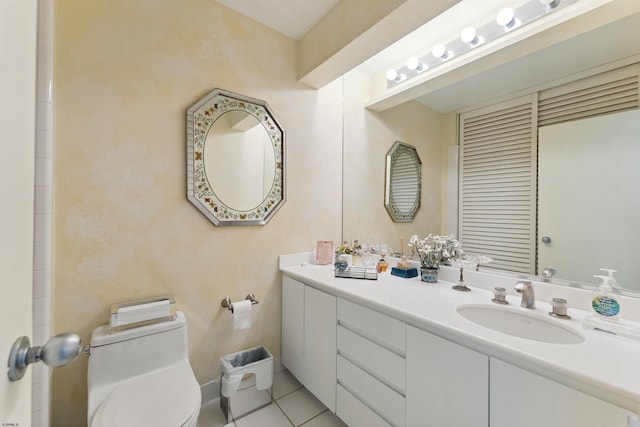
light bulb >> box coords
[496,8,513,26]
[385,68,405,83]
[432,44,450,60]
[406,57,426,72]
[496,8,520,31]
[460,27,483,47]
[539,0,558,9]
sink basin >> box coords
[457,304,585,344]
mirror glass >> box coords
[538,109,640,290]
[385,141,421,222]
[187,89,285,226]
[204,112,276,211]
[342,8,640,293]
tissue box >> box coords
[391,267,418,278]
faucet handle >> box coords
[549,297,571,319]
[491,287,509,305]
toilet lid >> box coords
[92,365,201,427]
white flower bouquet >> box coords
[409,234,463,269]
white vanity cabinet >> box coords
[336,298,406,427]
[281,275,336,412]
[406,325,489,427]
[280,264,640,427]
[490,358,634,427]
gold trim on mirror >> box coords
[187,89,285,226]
[385,141,421,222]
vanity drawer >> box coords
[337,355,405,427]
[337,325,405,393]
[337,298,405,355]
[336,384,392,427]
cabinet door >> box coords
[406,326,489,427]
[490,358,633,427]
[282,276,305,383]
[304,285,337,413]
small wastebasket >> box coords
[220,346,273,422]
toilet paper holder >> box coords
[221,294,259,313]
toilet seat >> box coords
[91,365,201,427]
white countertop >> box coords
[280,253,640,414]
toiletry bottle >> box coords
[591,275,621,320]
[377,253,388,273]
[599,268,622,289]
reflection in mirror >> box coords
[342,7,640,296]
[205,111,276,211]
[538,109,640,290]
[385,141,421,222]
[186,89,285,226]
[457,61,640,296]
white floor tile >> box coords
[271,370,302,400]
[235,403,293,427]
[276,388,326,427]
[197,399,230,427]
[300,411,347,427]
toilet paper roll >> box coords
[233,300,252,330]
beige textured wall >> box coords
[52,1,344,424]
[51,1,447,424]
[440,111,458,234]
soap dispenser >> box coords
[591,273,621,320]
[599,268,622,289]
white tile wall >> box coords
[33,1,54,425]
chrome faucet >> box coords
[514,281,535,309]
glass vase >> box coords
[421,267,438,283]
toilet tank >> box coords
[88,311,191,391]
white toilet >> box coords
[87,311,201,426]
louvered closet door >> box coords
[459,96,537,274]
[538,64,639,127]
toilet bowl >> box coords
[87,311,201,426]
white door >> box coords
[303,286,336,413]
[490,358,633,427]
[406,325,488,427]
[538,109,640,286]
[0,0,37,424]
[281,276,305,383]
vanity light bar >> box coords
[386,0,577,88]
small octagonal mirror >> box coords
[187,89,285,226]
[384,141,421,222]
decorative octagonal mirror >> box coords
[384,141,421,222]
[187,89,286,226]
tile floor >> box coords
[197,370,347,427]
